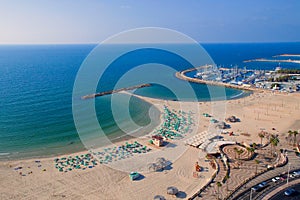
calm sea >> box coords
[0,43,299,159]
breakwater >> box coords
[81,83,152,99]
[244,58,300,64]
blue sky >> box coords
[0,0,299,44]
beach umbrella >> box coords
[167,186,179,195]
[156,157,166,164]
[155,162,165,171]
[153,195,166,200]
[147,163,158,172]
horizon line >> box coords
[0,41,299,45]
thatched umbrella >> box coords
[153,195,166,200]
[156,157,167,168]
[216,121,227,129]
[155,162,163,171]
[156,157,166,164]
[147,163,157,172]
[167,186,179,195]
[226,115,239,122]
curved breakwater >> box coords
[175,66,262,92]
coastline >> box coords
[0,76,250,161]
[1,40,300,199]
[0,93,163,162]
[0,69,279,162]
[2,69,300,199]
[1,90,300,199]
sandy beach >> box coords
[1,90,300,200]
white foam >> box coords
[229,91,245,99]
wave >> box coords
[0,152,10,156]
[229,91,246,99]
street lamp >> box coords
[287,163,291,185]
[250,188,255,200]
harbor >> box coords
[177,64,300,93]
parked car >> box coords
[251,185,260,192]
[252,181,268,192]
[267,165,274,170]
[293,171,300,177]
[272,177,280,183]
[289,174,295,178]
[284,188,296,196]
[259,182,267,187]
[280,174,287,180]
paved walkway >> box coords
[193,147,300,200]
[198,158,227,199]
[196,146,265,200]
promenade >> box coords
[191,147,300,200]
[229,151,300,200]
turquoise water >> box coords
[0,45,159,159]
[0,43,299,159]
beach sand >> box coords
[1,91,300,200]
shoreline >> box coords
[2,91,300,199]
[0,92,165,162]
[2,63,292,162]
[3,89,296,164]
[0,80,251,161]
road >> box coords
[234,173,300,200]
[230,151,300,200]
[269,183,300,200]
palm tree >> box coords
[246,147,251,158]
[252,143,257,149]
[293,130,298,147]
[234,147,238,159]
[288,130,293,145]
[249,147,255,159]
[258,132,265,148]
[225,174,230,192]
[216,181,222,200]
[270,135,279,156]
[273,135,279,152]
[255,159,260,175]
[237,149,244,160]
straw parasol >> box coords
[153,195,166,200]
[216,121,228,129]
[148,163,159,172]
[167,186,179,195]
[156,157,166,164]
[226,115,239,123]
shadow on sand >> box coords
[175,191,187,199]
[133,174,145,181]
